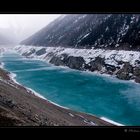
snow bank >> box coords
[100,117,124,126]
[15,45,140,67]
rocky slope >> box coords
[0,66,114,126]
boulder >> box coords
[135,77,140,83]
[35,48,46,56]
[116,62,133,80]
[116,72,131,80]
[133,67,140,83]
[22,49,36,57]
[104,64,116,75]
[88,57,105,71]
[133,67,140,76]
[6,99,16,108]
[49,56,66,66]
[66,56,85,70]
[134,60,140,66]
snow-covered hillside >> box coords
[21,14,140,51]
[15,45,140,83]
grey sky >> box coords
[0,14,61,43]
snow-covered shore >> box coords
[15,45,140,83]
[15,45,140,66]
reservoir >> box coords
[1,52,140,126]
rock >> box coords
[0,96,16,108]
[116,72,131,80]
[117,61,124,65]
[66,56,85,70]
[135,77,140,83]
[49,56,66,66]
[116,62,133,80]
[104,64,116,75]
[50,54,85,70]
[61,54,69,62]
[22,49,36,57]
[123,62,133,73]
[134,60,140,67]
[44,52,55,59]
[133,67,140,83]
[134,67,140,76]
[88,57,105,71]
[35,48,46,56]
[84,64,91,70]
[6,99,16,108]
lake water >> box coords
[1,52,140,126]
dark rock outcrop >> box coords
[116,72,131,80]
[22,49,36,57]
[133,67,140,83]
[49,55,85,70]
[49,56,66,66]
[48,54,140,83]
[104,64,116,75]
[35,48,46,56]
[134,67,140,76]
[66,56,85,70]
[116,62,133,80]
[88,57,105,71]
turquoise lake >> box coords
[1,52,140,126]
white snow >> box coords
[69,113,74,117]
[105,26,109,32]
[15,45,140,67]
[83,119,97,126]
[0,62,4,68]
[100,117,124,126]
[9,73,19,85]
[82,33,90,39]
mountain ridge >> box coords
[21,14,140,51]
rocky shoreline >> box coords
[15,45,140,84]
[0,67,115,126]
[50,55,140,83]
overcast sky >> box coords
[0,14,61,43]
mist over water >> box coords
[1,52,140,125]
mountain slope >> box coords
[21,14,140,51]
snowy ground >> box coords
[15,45,140,67]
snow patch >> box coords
[100,117,124,126]
[0,62,4,68]
[69,113,74,117]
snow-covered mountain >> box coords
[18,14,140,83]
[21,14,140,51]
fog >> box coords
[0,14,61,44]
